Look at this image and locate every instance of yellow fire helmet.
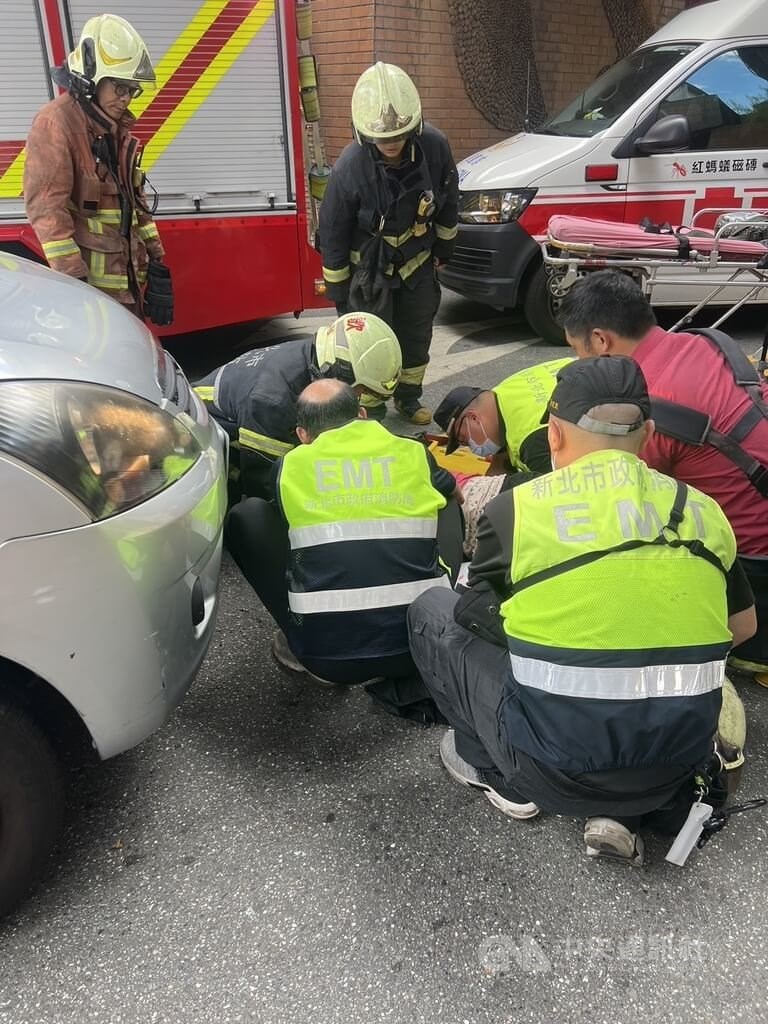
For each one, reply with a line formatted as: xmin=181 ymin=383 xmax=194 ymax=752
xmin=315 ymin=312 xmax=402 ymax=398
xmin=351 ymin=62 xmax=422 ymax=145
xmin=68 ymin=14 xmax=156 ymax=91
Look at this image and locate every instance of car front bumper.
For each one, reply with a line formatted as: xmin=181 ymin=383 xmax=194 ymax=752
xmin=0 ymin=434 xmax=228 ymax=760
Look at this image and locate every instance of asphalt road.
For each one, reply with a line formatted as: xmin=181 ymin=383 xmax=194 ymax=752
xmin=1 ymin=295 xmax=767 ymax=1024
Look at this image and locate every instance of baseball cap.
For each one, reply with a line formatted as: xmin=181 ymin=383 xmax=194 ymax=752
xmin=434 ymin=386 xmax=486 ymax=453
xmin=545 ymin=356 xmax=650 ymax=435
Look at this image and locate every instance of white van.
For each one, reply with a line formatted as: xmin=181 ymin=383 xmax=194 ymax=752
xmin=440 ymin=0 xmax=768 ymax=341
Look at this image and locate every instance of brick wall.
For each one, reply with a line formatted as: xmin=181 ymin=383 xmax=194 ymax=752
xmin=311 ymin=0 xmax=375 ymax=162
xmin=311 ymin=0 xmax=690 ymax=165
xmin=373 ymin=0 xmax=508 ymax=163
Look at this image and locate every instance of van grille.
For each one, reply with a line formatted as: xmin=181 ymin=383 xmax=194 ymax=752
xmin=449 ymin=246 xmax=494 ymax=276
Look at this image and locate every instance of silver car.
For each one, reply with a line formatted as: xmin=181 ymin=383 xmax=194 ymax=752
xmin=0 ymin=256 xmax=227 ymax=916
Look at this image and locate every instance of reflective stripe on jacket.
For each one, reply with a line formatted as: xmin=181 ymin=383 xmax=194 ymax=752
xmin=24 ymin=93 xmax=164 ymax=305
xmin=501 ymin=451 xmax=737 ymax=774
xmin=319 ymin=123 xmax=459 ymax=303
xmin=278 ymin=418 xmax=450 ymax=662
xmin=193 ymin=337 xmax=317 ymax=499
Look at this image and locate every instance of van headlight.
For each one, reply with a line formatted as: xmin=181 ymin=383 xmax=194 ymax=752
xmin=0 ymin=380 xmax=201 ymax=520
xmin=457 ymin=188 xmax=537 ymax=224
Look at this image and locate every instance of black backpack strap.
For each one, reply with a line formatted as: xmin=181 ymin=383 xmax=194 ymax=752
xmin=694 ymin=327 xmax=768 ymax=417
xmin=649 ymin=328 xmax=768 ymax=498
xmin=511 ymin=482 xmax=726 ymax=595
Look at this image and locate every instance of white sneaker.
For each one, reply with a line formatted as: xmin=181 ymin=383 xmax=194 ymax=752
xmin=584 ymin=817 xmax=645 ymax=867
xmin=439 ymin=730 xmax=540 ymax=820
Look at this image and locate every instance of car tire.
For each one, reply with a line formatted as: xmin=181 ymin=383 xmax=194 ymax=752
xmin=0 ymin=700 xmax=63 ymax=917
xmin=523 ymin=264 xmax=568 ymax=345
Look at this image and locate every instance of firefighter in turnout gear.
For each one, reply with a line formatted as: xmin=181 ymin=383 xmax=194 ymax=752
xmin=24 ymin=15 xmax=173 ymax=324
xmin=409 ymin=357 xmax=756 ymax=865
xmin=319 ymin=63 xmax=459 ymax=426
xmin=193 ymin=312 xmax=402 ymax=504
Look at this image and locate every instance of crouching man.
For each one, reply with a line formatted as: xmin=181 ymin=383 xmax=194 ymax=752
xmin=408 ymin=357 xmax=756 ymax=864
xmin=227 ymin=380 xmax=463 ymax=713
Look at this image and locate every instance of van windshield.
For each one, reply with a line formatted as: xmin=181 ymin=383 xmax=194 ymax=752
xmin=537 ymin=44 xmax=698 ymax=137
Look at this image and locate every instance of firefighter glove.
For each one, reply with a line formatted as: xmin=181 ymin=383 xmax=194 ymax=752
xmin=144 ymin=260 xmax=174 ymax=326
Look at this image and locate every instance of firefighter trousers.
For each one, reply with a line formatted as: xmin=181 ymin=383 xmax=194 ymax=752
xmin=373 ymin=264 xmax=442 ymax=409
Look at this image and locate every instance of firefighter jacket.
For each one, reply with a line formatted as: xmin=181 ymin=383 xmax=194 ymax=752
xmin=493 ymin=358 xmax=573 ymax=472
xmin=193 ymin=337 xmax=318 ymax=501
xmin=24 ymin=92 xmax=164 ymax=306
xmin=319 ymin=124 xmax=459 ymax=304
xmin=277 ymin=418 xmax=452 ymax=664
xmin=500 ymin=451 xmax=736 ymax=776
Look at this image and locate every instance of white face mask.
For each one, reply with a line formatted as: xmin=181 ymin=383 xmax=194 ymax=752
xmin=466 ymin=416 xmax=501 ymax=458
xmin=551 ymin=453 xmax=557 ymax=472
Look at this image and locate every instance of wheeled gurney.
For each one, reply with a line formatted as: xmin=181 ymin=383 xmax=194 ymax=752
xmin=540 ymin=209 xmax=768 ymax=333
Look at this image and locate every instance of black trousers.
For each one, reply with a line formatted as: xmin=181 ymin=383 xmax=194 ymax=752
xmin=732 ymin=555 xmax=768 ymax=666
xmin=408 ymin=588 xmax=695 ymax=827
xmin=379 ymin=265 xmax=442 ymax=407
xmin=226 ymin=497 xmax=463 ymax=688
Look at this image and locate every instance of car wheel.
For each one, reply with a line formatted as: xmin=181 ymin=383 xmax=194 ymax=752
xmin=523 ymin=264 xmax=568 ymax=345
xmin=0 ymin=699 xmax=63 ymax=917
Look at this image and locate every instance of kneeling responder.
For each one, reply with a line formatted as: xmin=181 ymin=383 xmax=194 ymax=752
xmin=193 ymin=312 xmax=402 ymax=503
xmin=409 ymin=357 xmax=756 ymax=865
xmin=558 ymin=270 xmax=768 ymax=685
xmin=434 ymin=358 xmax=573 ymax=476
xmin=24 ymin=15 xmax=173 ymax=325
xmin=226 ymin=379 xmax=463 ymax=717
xmin=319 ymin=63 xmax=459 ymax=426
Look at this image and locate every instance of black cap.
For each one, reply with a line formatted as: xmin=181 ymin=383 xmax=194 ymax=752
xmin=545 ymin=356 xmax=650 ymax=434
xmin=434 ymin=386 xmax=485 ymax=453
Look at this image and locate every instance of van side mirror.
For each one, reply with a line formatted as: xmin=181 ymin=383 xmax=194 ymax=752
xmin=635 ymin=115 xmax=690 ymax=155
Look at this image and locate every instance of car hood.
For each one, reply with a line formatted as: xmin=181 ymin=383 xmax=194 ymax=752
xmin=458 ymin=132 xmax=603 ymax=190
xmin=0 ymin=257 xmax=164 ymax=404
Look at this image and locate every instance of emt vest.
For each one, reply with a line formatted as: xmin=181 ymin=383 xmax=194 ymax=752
xmin=501 ymin=450 xmax=736 ymax=774
xmin=277 ymin=419 xmax=451 ymax=662
xmin=493 ymin=358 xmax=573 ymax=470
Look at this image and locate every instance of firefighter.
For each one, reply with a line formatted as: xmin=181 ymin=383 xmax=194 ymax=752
xmin=434 ymin=358 xmax=574 ymax=475
xmin=319 ymin=63 xmax=459 ymax=426
xmin=24 ymin=14 xmax=173 ymax=325
xmin=193 ymin=311 xmax=402 ymax=503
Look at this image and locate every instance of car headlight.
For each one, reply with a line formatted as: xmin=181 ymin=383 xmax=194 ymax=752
xmin=0 ymin=380 xmax=201 ymax=521
xmin=457 ymin=188 xmax=537 ymax=225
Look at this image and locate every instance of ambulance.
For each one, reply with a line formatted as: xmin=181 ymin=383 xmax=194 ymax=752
xmin=0 ymin=0 xmax=323 ymax=336
xmin=440 ymin=0 xmax=768 ymax=342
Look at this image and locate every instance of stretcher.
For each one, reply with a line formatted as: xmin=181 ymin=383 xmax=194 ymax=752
xmin=540 ymin=209 xmax=768 ymax=334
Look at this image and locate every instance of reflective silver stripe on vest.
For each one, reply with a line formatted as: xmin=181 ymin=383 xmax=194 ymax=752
xmin=288 ymin=517 xmax=438 ymax=549
xmin=288 ymin=574 xmax=451 ymax=613
xmin=510 ymin=656 xmax=725 ymax=700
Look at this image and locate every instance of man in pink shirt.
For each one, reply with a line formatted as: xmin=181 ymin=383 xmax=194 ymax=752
xmin=558 ymin=270 xmax=768 ymax=681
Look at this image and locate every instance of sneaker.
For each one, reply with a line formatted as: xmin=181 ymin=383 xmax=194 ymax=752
xmin=439 ymin=730 xmax=539 ymax=820
xmin=584 ymin=817 xmax=645 ymax=867
xmin=395 ymin=400 xmax=433 ymax=426
xmin=271 ymin=630 xmax=340 ymax=688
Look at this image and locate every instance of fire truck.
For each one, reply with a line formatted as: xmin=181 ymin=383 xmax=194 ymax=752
xmin=0 ymin=0 xmax=325 ymax=335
